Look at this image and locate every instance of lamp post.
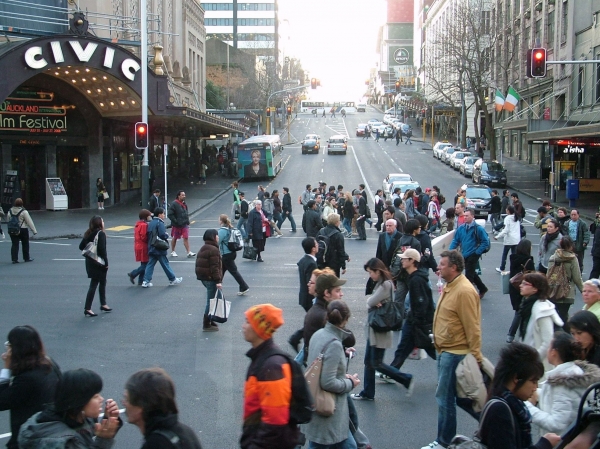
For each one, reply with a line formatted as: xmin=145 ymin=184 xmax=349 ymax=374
xmin=140 ymin=0 xmax=149 ymax=208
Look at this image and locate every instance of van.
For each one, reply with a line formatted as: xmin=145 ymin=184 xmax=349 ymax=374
xmin=357 ymin=103 xmax=367 ymax=112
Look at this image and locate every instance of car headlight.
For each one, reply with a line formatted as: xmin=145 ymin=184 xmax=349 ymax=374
xmin=481 ymin=175 xmax=491 ymax=179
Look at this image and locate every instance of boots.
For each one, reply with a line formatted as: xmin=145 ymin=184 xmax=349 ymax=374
xmin=203 ymin=314 xmax=218 ymax=332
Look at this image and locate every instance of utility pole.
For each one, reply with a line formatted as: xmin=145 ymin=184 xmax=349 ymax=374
xmin=140 ymin=0 xmax=149 ymax=208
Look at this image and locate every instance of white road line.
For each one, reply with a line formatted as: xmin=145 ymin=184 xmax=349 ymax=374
xmin=350 ymin=146 xmax=375 ymax=204
xmin=53 ymin=258 xmax=84 ymax=261
xmin=31 ymin=241 xmax=72 ymax=246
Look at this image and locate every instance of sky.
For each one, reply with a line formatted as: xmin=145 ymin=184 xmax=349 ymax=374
xmin=278 ymin=0 xmax=387 ymax=101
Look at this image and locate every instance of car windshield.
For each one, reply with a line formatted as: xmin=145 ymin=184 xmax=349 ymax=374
xmin=466 ymin=187 xmax=491 ymax=200
xmin=465 ymin=158 xmax=477 ymax=164
xmin=483 ymin=162 xmax=505 ymax=171
xmin=388 ymin=174 xmax=411 ymax=183
xmin=446 ymin=148 xmax=455 ymax=154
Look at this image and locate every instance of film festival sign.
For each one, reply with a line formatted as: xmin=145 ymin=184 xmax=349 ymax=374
xmin=0 ymin=100 xmax=68 ymax=133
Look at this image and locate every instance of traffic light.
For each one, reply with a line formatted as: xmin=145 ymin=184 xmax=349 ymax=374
xmin=135 ymin=122 xmax=148 ymax=149
xmin=266 ymin=107 xmax=271 ymax=117
xmin=395 ymin=81 xmax=400 ymax=93
xmin=311 ymin=78 xmax=317 ymax=89
xmin=527 ymin=48 xmax=547 ymax=78
xmin=286 ymin=106 xmax=292 ymax=116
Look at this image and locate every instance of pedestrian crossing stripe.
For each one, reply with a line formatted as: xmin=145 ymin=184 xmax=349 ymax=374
xmin=105 ymin=225 xmax=133 ymax=231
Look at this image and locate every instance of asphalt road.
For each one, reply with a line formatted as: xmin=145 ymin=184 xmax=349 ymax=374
xmin=0 ymin=105 xmax=589 ymax=449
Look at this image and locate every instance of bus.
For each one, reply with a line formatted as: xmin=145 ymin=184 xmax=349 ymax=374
xmin=237 ymin=134 xmax=283 ymax=180
xmin=299 ymin=101 xmax=357 ymax=114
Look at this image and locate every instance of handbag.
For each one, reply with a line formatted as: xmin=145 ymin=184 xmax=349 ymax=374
xmin=448 ymin=399 xmax=514 ymax=449
xmin=509 ymin=257 xmax=532 ymax=289
xmin=81 ymin=233 xmax=106 ymax=266
xmin=102 ymin=191 xmax=109 ymax=200
xmin=243 ymin=245 xmax=258 ymax=260
xmin=208 ymin=289 xmax=231 ymax=323
xmin=413 ymin=322 xmax=434 ymax=350
xmin=150 ymin=226 xmax=170 ymax=251
xmin=367 ymin=281 xmax=404 ymax=332
xmin=304 ymin=339 xmax=337 ymax=417
xmin=501 ymin=271 xmax=511 ymax=294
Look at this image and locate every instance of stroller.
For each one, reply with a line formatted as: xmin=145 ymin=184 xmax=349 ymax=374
xmin=556 ymin=382 xmax=600 ymax=448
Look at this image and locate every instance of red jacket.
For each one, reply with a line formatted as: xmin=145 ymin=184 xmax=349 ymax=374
xmin=134 ymin=220 xmax=149 ymax=262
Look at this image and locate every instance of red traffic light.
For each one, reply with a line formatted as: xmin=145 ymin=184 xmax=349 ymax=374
xmin=527 ymin=47 xmax=547 ymax=78
xmin=310 ymin=78 xmax=317 ymax=89
xmin=137 ymin=124 xmax=147 ymax=134
xmin=135 ymin=122 xmax=148 ymax=149
xmin=534 ymin=51 xmax=544 ymax=60
xmin=266 ymin=107 xmax=271 ymax=117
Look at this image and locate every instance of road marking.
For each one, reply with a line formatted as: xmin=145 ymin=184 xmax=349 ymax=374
xmin=350 ymin=146 xmax=375 ymax=204
xmin=31 ymin=241 xmax=71 ymax=246
xmin=105 ymin=225 xmax=133 ymax=231
xmin=53 ymin=258 xmax=84 ymax=261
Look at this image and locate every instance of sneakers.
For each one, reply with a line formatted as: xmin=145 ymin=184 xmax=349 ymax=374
xmin=421 ymin=442 xmax=440 ymax=449
xmin=237 ymin=288 xmax=250 ymax=296
xmin=171 ymin=251 xmax=178 ymax=257
xmin=376 ymin=372 xmax=393 ymax=383
xmin=169 ymin=277 xmax=183 ymax=285
xmin=506 ymin=335 xmax=515 ymax=343
xmin=350 ymin=393 xmax=374 ymax=401
xmin=187 ymin=251 xmax=196 ymax=257
xmin=406 ymin=377 xmax=415 ymax=397
xmin=275 ymin=234 xmax=282 ymax=238
xmin=495 ymin=267 xmax=502 ymax=273
xmin=142 ymin=281 xmax=153 ymax=288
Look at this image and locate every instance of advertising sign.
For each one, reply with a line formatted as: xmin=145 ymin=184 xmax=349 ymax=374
xmin=0 ymin=90 xmax=69 ymax=134
xmin=238 ymin=146 xmax=273 ymax=178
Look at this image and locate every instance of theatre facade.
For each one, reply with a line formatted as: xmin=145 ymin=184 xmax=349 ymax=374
xmin=0 ymin=33 xmax=245 ymax=211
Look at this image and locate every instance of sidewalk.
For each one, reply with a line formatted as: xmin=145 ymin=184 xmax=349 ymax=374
xmin=371 ymin=103 xmax=598 ymax=222
xmin=19 ymin=174 xmax=238 ymax=240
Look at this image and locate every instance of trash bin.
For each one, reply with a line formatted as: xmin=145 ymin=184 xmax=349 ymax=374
xmin=566 ymin=179 xmax=580 ymax=208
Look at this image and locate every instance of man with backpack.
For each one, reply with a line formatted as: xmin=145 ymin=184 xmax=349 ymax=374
xmin=449 ymin=208 xmax=490 ymax=299
xmin=241 ymin=304 xmax=302 ymax=449
xmin=237 ymin=192 xmax=250 ymax=239
xmin=316 ymin=213 xmax=350 ymax=277
xmin=7 ymin=198 xmax=37 ymax=264
xmin=218 ymin=214 xmax=249 ymax=296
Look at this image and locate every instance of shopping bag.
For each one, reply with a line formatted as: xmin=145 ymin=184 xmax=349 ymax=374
xmin=500 ymin=271 xmax=510 ymax=294
xmin=102 ymin=191 xmax=109 ymax=199
xmin=407 ymin=348 xmax=428 ymax=360
xmin=81 ymin=233 xmax=106 ymax=266
xmin=208 ymin=289 xmax=231 ymax=323
xmin=243 ymin=245 xmax=258 ymax=260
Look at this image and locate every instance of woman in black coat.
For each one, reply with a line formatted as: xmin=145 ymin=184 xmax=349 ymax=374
xmin=506 ymin=239 xmax=536 ymax=343
xmin=78 ymin=215 xmax=111 ymax=316
xmin=0 ymin=326 xmax=60 ymax=449
xmin=246 ymin=201 xmax=269 ymax=262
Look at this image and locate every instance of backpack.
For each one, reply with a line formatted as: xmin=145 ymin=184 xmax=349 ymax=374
xmin=7 ymin=209 xmax=24 ymax=236
xmin=390 ymin=236 xmax=422 ymax=280
xmin=474 ymin=224 xmax=491 ymax=254
xmin=547 ymin=261 xmax=570 ymax=301
xmin=316 ymin=228 xmax=338 ymax=269
xmin=255 ymin=347 xmax=314 ymax=425
xmin=227 ymin=227 xmax=244 ymax=251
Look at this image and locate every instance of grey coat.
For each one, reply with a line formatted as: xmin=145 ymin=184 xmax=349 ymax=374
xmin=303 ymin=323 xmax=354 ymax=445
xmin=539 ymin=232 xmax=562 ymax=269
xmin=366 ymin=280 xmax=394 ymax=348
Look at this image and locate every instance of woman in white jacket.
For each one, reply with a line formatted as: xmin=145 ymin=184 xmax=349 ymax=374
xmin=526 ymin=332 xmax=600 ymax=437
xmin=520 ymin=272 xmax=564 ymax=371
xmin=494 ymin=205 xmax=521 ymax=272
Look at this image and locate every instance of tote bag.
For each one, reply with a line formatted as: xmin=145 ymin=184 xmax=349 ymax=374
xmin=208 ymin=289 xmax=231 ymax=323
xmin=81 ymin=233 xmax=106 ymax=266
xmin=304 ymin=339 xmax=336 ymax=416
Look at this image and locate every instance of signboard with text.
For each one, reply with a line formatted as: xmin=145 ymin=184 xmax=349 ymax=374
xmin=0 ymin=89 xmax=70 ymax=134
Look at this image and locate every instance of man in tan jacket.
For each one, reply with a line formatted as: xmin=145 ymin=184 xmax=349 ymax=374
xmin=420 ymin=250 xmax=482 ymax=449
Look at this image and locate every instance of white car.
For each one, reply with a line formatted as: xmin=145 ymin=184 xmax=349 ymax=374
xmin=441 ymin=147 xmax=458 ymax=164
xmin=390 ymin=181 xmax=420 ymax=196
xmin=433 ymin=141 xmax=452 ymax=158
xmin=370 ymin=122 xmax=386 ymax=133
xmin=383 ymin=173 xmax=413 ymax=195
xmin=449 ymin=151 xmax=472 ymax=170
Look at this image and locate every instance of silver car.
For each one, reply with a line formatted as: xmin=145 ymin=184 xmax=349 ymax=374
xmin=449 ymin=151 xmax=472 ymax=170
xmin=459 ymin=156 xmax=481 ymax=177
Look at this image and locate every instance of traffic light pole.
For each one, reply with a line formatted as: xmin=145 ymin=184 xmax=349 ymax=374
xmin=266 ymin=84 xmax=309 ymax=134
xmin=140 ymin=0 xmax=149 ymax=208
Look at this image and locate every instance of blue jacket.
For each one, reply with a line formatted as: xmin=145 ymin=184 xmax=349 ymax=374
xmin=147 ymin=217 xmax=169 ymax=256
xmin=449 ymin=223 xmax=489 ymax=258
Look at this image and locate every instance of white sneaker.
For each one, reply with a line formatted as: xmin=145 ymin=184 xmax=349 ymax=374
xmin=142 ymin=281 xmax=153 ymax=288
xmin=495 ymin=267 xmax=502 ymax=273
xmin=421 ymin=442 xmax=440 ymax=449
xmin=187 ymin=252 xmax=196 ymax=257
xmin=169 ymin=277 xmax=183 ymax=285
xmin=237 ymin=288 xmax=250 ymax=296
xmin=275 ymin=234 xmax=282 ymax=238
xmin=171 ymin=251 xmax=178 ymax=257
xmin=406 ymin=377 xmax=416 ymax=397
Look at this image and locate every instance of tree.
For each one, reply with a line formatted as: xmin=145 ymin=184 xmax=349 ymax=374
xmin=206 ymin=80 xmax=226 ymax=109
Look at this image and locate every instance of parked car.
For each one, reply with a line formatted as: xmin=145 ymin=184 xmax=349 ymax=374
xmin=472 ymin=159 xmax=507 ymax=187
xmin=449 ymin=151 xmax=472 ymax=170
xmin=327 ymin=135 xmax=347 ymax=155
xmin=464 ymin=184 xmax=493 ymax=219
xmin=459 ymin=156 xmax=481 ymax=177
xmin=441 ymin=147 xmax=457 ymax=164
xmin=433 ymin=141 xmax=452 ymax=158
xmin=356 ymin=124 xmax=368 ymax=137
xmin=301 ymin=138 xmax=320 ymax=154
xmin=383 ymin=173 xmax=414 ymax=195
xmin=370 ymin=122 xmax=386 ymax=133
xmin=367 ymin=119 xmax=380 ymax=127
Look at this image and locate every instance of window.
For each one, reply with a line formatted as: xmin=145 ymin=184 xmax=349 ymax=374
xmin=481 ymin=10 xmax=491 ymax=34
xmin=202 ymin=3 xmax=233 ymax=10
xmin=561 ymin=1 xmax=568 ymax=43
xmin=535 ymin=19 xmax=541 ymax=43
xmin=578 ymin=67 xmax=584 ymax=106
xmin=507 ymin=0 xmax=511 ymax=21
xmin=547 ymin=11 xmax=554 ymax=47
xmin=238 ymin=3 xmax=274 ymax=11
xmin=596 ymin=61 xmax=600 ymax=103
xmin=514 ymin=0 xmax=520 ymax=14
xmin=206 ymin=18 xmax=234 ymax=26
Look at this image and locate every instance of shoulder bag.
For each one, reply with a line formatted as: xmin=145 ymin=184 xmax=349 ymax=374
xmin=509 ymin=257 xmax=532 ymax=289
xmin=150 ymin=225 xmax=170 ymax=251
xmin=367 ymin=281 xmax=404 ymax=332
xmin=82 ymin=232 xmax=106 ymax=266
xmin=304 ymin=339 xmax=337 ymax=416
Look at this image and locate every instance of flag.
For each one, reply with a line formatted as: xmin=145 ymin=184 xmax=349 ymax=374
xmin=503 ymin=86 xmax=521 ymax=112
xmin=495 ymin=89 xmax=505 ymax=112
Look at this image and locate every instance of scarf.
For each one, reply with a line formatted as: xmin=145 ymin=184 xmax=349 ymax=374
xmin=498 ymin=388 xmax=533 ymax=447
xmin=543 ymin=229 xmax=559 ymax=251
xmin=518 ymin=294 xmax=539 ymax=340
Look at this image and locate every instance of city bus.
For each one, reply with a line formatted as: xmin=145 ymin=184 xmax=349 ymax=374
xmin=237 ymin=134 xmax=283 ymax=180
xmin=299 ymin=101 xmax=357 ymax=114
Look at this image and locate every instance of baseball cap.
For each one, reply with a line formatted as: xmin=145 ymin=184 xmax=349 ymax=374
xmin=315 ymin=274 xmax=346 ymax=295
xmin=399 ymin=248 xmax=421 ymax=262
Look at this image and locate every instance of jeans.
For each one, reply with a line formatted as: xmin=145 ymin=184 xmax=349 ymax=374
xmin=85 ymin=279 xmax=106 ymax=310
xmin=342 ymin=217 xmax=352 ymax=235
xmin=222 ymin=253 xmax=249 ymax=291
xmin=435 ymin=352 xmax=479 ymax=446
xmin=499 ymin=244 xmax=516 ymax=270
xmin=143 ymin=254 xmax=176 ymax=283
xmin=309 ymin=430 xmax=357 ymax=449
xmin=361 ymin=342 xmax=411 ymax=398
xmin=464 ymin=254 xmax=487 ymax=294
xmin=356 ymin=217 xmax=366 ymax=239
xmin=391 ymin=320 xmax=437 ymax=369
xmin=490 ymin=212 xmax=501 ymax=229
xmin=237 ymin=217 xmax=248 ymax=239
xmin=10 ymin=228 xmax=30 ymax=262
xmin=202 ymin=280 xmax=217 ymax=315
xmin=130 ymin=262 xmax=147 ymax=285
xmin=278 ymin=211 xmax=297 ymax=231
xmin=347 ymin=396 xmax=369 ymax=447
